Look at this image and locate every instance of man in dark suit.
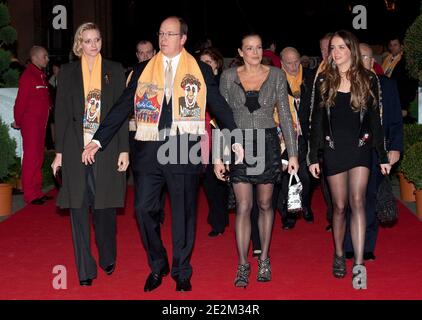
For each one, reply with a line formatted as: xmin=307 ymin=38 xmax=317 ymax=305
xmin=278 ymin=46 xmax=315 ymax=229
xmin=381 ymin=37 xmax=418 ymax=124
xmin=344 ymin=43 xmax=403 ymax=261
xmin=82 ymin=16 xmax=242 ymax=292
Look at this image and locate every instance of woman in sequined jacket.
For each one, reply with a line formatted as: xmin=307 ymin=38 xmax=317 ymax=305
xmin=214 ymin=33 xmax=298 ymax=287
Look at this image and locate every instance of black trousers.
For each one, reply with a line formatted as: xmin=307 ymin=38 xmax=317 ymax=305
xmin=203 ymin=163 xmax=229 ymax=233
xmin=70 ymin=166 xmax=117 ymax=281
xmin=133 ymin=165 xmax=200 ymax=280
xmin=319 ymin=155 xmax=334 ymax=224
xmin=344 ymin=151 xmax=383 ymax=253
xmin=129 ymin=131 xmax=166 ymax=223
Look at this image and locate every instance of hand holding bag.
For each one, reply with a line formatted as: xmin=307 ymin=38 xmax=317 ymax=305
xmin=287 ymin=172 xmax=303 ymax=213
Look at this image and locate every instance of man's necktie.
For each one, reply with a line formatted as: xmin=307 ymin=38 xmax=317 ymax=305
xmin=165 ymin=59 xmax=173 ymax=103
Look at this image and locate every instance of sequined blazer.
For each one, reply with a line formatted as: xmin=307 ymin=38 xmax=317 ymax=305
xmin=219 ymin=66 xmax=298 ymax=158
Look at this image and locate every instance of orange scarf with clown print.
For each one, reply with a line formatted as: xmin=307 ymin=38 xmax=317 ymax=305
xmin=133 ymin=48 xmax=206 ymax=141
xmin=82 ymin=54 xmax=102 ymax=147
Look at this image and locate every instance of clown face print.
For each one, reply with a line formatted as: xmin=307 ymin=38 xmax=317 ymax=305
xmin=179 ymin=74 xmax=201 ymax=118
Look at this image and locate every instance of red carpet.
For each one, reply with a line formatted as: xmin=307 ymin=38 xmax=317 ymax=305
xmin=0 ymin=186 xmax=421 ymax=300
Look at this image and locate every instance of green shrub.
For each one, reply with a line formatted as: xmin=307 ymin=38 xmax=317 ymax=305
xmin=401 ymin=142 xmax=422 ymax=190
xmin=0 ymin=118 xmax=16 ymax=183
xmin=403 ymin=123 xmax=422 ymax=151
xmin=404 ymin=5 xmax=422 ymax=84
xmin=0 ymin=3 xmax=18 ymax=87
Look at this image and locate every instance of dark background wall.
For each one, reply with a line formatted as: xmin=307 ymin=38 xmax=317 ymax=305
xmin=8 ymin=0 xmax=421 ymax=67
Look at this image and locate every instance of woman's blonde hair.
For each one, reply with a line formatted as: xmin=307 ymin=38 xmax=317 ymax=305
xmin=72 ymin=22 xmax=101 ymax=58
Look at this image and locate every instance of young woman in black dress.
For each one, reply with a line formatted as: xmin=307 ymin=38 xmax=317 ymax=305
xmin=308 ymin=30 xmax=391 ymax=289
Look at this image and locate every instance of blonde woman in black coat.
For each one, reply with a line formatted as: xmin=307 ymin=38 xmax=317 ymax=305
xmin=51 ymin=22 xmax=128 ymax=286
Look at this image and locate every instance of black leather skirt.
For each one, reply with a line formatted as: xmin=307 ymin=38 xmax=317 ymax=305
xmin=230 ymin=128 xmax=281 ymax=184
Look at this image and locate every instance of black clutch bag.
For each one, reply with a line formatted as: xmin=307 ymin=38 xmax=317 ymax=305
xmin=376 ymin=175 xmax=398 ymax=224
xmin=54 ymin=166 xmax=62 ymax=188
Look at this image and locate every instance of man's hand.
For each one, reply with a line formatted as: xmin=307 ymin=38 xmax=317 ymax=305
xmin=51 ymin=153 xmax=62 ymax=176
xmin=117 ymin=152 xmax=130 ymax=172
xmin=309 ymin=163 xmax=320 ymax=178
xmin=214 ymin=162 xmax=227 ymax=181
xmin=281 ymin=159 xmax=288 ymax=172
xmin=232 ymin=143 xmax=244 ymax=164
xmin=82 ymin=142 xmax=100 ymax=165
xmin=388 ymin=150 xmax=400 ymax=165
xmin=287 ymin=156 xmax=299 ymax=174
xmin=380 ymin=163 xmax=392 ymax=176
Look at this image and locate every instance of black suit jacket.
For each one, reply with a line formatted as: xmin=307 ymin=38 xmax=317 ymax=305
xmin=389 ymin=57 xmax=418 ymax=111
xmin=379 ymin=75 xmax=403 ymax=152
xmin=93 ymin=57 xmax=237 ymax=174
xmin=282 ymin=68 xmax=314 ymax=162
xmin=55 ymin=59 xmax=128 ymax=209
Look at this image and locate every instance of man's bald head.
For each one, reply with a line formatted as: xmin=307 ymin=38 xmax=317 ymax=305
xmin=280 ymin=47 xmax=300 ymax=61
xmin=280 ymin=47 xmax=301 ymax=76
xmin=359 ymin=43 xmax=374 ymax=71
xmin=30 ymin=46 xmax=49 ymax=69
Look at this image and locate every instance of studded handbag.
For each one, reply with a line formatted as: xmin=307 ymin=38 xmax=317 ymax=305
xmin=287 ymin=172 xmax=303 ymax=213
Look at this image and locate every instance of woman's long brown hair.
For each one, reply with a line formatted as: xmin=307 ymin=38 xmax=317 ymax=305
xmin=320 ymin=30 xmax=375 ymax=111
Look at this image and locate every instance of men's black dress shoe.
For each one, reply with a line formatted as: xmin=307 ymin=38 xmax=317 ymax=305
xmin=282 ymin=219 xmax=296 ymax=230
xmin=41 ymin=195 xmax=54 ymax=201
xmin=176 ymin=278 xmax=192 ymax=292
xmin=364 ymin=252 xmax=376 ymax=261
xmin=144 ymin=266 xmax=170 ymax=292
xmin=345 ymin=251 xmax=354 ymax=260
xmin=79 ymin=279 xmax=93 ymax=286
xmin=31 ymin=198 xmax=45 ymax=205
xmin=104 ymin=263 xmax=116 ymax=275
xmin=208 ymin=230 xmax=223 ymax=237
xmin=302 ymin=209 xmax=314 ymax=223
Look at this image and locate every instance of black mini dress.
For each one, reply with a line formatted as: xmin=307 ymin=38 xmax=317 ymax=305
xmin=323 ymin=92 xmax=371 ymax=176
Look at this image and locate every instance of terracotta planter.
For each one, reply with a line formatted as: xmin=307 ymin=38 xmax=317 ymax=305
xmin=0 ymin=183 xmax=13 ymax=216
xmin=398 ymin=172 xmax=416 ymax=202
xmin=415 ymin=189 xmax=422 ymax=221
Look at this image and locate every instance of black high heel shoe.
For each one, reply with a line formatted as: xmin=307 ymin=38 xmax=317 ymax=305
xmin=234 ymin=263 xmax=250 ymax=288
xmin=333 ymin=254 xmax=347 ymax=278
xmin=352 ymin=263 xmax=367 ymax=289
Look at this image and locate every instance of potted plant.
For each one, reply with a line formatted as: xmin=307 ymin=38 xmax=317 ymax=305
xmin=396 ymin=124 xmax=422 ymax=201
xmin=0 ymin=117 xmax=17 ymax=216
xmin=401 ymin=141 xmax=422 ymax=220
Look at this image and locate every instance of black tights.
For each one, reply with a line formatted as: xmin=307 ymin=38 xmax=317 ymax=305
xmin=327 ymin=166 xmax=369 ymax=265
xmin=233 ymin=182 xmax=274 ymax=265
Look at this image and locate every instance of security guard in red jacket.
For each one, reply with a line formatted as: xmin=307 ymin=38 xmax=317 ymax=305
xmin=13 ymin=46 xmax=52 ymax=205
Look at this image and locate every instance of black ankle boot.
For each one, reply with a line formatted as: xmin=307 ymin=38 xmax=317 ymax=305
xmin=333 ymin=254 xmax=346 ymax=278
xmin=234 ymin=263 xmax=250 ymax=288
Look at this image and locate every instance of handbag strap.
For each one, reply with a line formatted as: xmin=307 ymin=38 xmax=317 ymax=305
xmin=288 ymin=172 xmax=300 ymax=187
